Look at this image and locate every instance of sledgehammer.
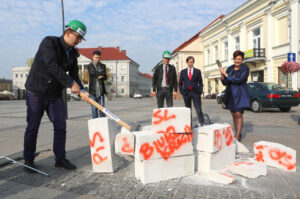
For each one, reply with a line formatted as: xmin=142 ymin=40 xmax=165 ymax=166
xmin=80 ymin=93 xmax=131 ymax=131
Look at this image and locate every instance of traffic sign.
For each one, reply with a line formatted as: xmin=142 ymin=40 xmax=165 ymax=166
xmin=287 ymin=53 xmax=296 ymax=62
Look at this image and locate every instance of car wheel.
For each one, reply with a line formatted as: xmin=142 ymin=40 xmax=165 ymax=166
xmin=221 ymin=101 xmax=226 ymax=109
xmin=217 ymin=97 xmax=221 ymax=104
xmin=251 ymin=100 xmax=262 ymax=112
xmin=279 ymin=107 xmax=291 ymax=112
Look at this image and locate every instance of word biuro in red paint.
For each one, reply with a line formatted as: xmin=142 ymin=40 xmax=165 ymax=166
xmin=139 ymin=128 xmax=193 ymax=161
xmin=152 ymin=109 xmax=176 ymax=125
xmin=121 ymin=137 xmax=134 ymax=153
xmin=90 ymin=132 xmax=108 ymax=164
xmin=213 ymin=126 xmax=233 ymax=150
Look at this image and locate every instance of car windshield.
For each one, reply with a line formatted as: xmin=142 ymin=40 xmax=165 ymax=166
xmin=264 ymin=83 xmax=285 ymax=90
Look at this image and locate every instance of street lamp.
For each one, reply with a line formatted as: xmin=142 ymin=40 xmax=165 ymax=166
xmin=61 ymin=0 xmax=68 ymax=119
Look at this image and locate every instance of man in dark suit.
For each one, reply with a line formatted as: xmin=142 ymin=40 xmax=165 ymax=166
xmin=152 ymin=50 xmax=178 ymax=108
xmin=179 ymin=56 xmax=204 ymax=126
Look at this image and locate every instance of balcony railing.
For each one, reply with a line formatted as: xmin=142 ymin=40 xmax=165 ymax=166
xmin=244 ymin=48 xmax=265 ymax=60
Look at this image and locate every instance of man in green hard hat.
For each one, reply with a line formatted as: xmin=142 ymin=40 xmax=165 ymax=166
xmin=152 ymin=50 xmax=178 ymax=108
xmin=23 ymin=20 xmax=89 ymax=173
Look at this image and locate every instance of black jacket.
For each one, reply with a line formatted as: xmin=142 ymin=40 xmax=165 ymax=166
xmin=179 ymin=68 xmax=203 ymax=96
xmin=25 ymin=36 xmax=84 ymax=98
xmin=88 ymin=62 xmax=107 ymax=96
xmin=152 ymin=64 xmax=178 ymax=92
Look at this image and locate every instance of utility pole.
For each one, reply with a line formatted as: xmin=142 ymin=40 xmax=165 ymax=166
xmin=61 ymin=0 xmax=68 ymax=119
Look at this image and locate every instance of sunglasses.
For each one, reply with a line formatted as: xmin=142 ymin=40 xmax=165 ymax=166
xmin=70 ymin=31 xmax=83 ymax=41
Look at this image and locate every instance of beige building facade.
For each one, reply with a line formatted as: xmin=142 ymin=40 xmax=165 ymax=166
xmin=200 ymin=0 xmax=300 ymax=96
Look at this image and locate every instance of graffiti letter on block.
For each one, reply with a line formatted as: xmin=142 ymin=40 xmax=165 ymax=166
xmin=139 ymin=142 xmax=154 ymax=160
xmin=152 ymin=109 xmax=176 ymax=125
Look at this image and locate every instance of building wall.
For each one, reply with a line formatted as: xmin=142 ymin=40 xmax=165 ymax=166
xmin=12 ymin=66 xmax=30 ymax=91
xmin=77 ymin=55 xmax=149 ymax=97
xmin=200 ymin=0 xmax=300 ymax=95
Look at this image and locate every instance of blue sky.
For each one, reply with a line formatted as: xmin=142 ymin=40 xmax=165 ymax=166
xmin=0 ymin=0 xmax=248 ymax=79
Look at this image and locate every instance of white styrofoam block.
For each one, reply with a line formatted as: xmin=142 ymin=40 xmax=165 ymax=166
xmin=151 ymin=107 xmax=191 ymax=134
xmin=253 ymin=141 xmax=296 ymax=171
xmin=135 ymin=131 xmax=193 ymax=160
xmin=207 ymin=170 xmax=236 ymax=184
xmin=141 ymin=125 xmax=151 ymax=131
xmin=235 ymin=139 xmax=249 ymax=153
xmin=88 ymin=118 xmax=121 ymax=172
xmin=135 ymin=154 xmax=194 ymax=184
xmin=115 ymin=132 xmax=135 ymax=155
xmin=195 ymin=143 xmax=236 ymax=173
xmin=227 ymin=158 xmax=267 ymax=178
xmin=192 ymin=123 xmax=233 ymax=153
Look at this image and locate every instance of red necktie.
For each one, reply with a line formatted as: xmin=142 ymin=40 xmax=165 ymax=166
xmin=165 ymin=66 xmax=168 ymax=86
xmin=189 ymin=68 xmax=192 ymax=90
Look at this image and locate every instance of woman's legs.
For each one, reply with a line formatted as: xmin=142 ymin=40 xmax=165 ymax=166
xmin=231 ymin=111 xmax=244 ymax=141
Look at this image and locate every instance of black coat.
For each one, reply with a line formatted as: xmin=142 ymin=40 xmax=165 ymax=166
xmin=25 ymin=36 xmax=84 ymax=98
xmin=88 ymin=62 xmax=107 ymax=96
xmin=152 ymin=64 xmax=178 ymax=92
xmin=179 ymin=68 xmax=203 ymax=96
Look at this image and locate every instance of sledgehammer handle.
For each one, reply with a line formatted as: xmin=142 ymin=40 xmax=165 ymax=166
xmin=80 ymin=93 xmax=131 ymax=131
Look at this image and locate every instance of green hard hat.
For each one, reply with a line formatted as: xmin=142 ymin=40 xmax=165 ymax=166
xmin=65 ymin=20 xmax=87 ymax=40
xmin=162 ymin=50 xmax=172 ymax=59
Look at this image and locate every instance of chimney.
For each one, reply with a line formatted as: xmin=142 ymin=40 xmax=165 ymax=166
xmin=116 ymin=46 xmax=120 ymax=52
xmin=121 ymin=50 xmax=126 ymax=56
xmin=98 ymin=46 xmax=102 ymax=52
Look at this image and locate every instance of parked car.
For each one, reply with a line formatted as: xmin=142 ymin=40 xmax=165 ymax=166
xmin=133 ymin=93 xmax=142 ymax=99
xmin=218 ymin=82 xmax=300 ymax=112
xmin=216 ymin=91 xmax=225 ymax=104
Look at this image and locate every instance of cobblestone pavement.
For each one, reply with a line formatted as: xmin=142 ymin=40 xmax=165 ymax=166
xmin=0 ymin=98 xmax=299 ymax=199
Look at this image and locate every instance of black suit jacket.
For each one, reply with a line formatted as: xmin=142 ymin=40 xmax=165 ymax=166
xmin=152 ymin=64 xmax=178 ymax=92
xmin=179 ymin=67 xmax=203 ymax=96
xmin=25 ymin=36 xmax=84 ymax=98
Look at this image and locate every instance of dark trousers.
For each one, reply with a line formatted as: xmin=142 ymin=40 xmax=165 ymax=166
xmin=157 ymin=87 xmax=173 ymax=108
xmin=23 ymin=91 xmax=66 ymax=161
xmin=90 ymin=94 xmax=105 ymax=118
xmin=183 ymin=90 xmax=204 ymax=125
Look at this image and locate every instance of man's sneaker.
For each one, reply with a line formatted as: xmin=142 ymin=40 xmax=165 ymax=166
xmin=55 ymin=159 xmax=76 ymax=170
xmin=24 ymin=160 xmax=36 ymax=173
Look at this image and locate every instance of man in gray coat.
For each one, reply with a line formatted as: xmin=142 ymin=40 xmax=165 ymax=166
xmin=88 ymin=50 xmax=107 ymax=118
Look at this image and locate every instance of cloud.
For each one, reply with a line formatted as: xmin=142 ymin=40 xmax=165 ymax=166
xmin=0 ymin=0 xmax=248 ymax=78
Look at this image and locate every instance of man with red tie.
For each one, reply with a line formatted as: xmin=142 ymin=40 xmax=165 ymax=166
xmin=152 ymin=50 xmax=178 ymax=108
xmin=179 ymin=56 xmax=204 ymax=126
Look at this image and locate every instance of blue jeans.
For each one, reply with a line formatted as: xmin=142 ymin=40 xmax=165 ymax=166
xmin=24 ymin=91 xmax=66 ymax=161
xmin=90 ymin=94 xmax=105 ymax=118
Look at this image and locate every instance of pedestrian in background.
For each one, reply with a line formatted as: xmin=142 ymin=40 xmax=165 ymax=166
xmin=88 ymin=50 xmax=107 ymax=118
xmin=179 ymin=56 xmax=204 ymax=126
xmin=219 ymin=50 xmax=250 ymax=141
xmin=152 ymin=50 xmax=177 ymax=108
xmin=23 ymin=20 xmax=89 ymax=172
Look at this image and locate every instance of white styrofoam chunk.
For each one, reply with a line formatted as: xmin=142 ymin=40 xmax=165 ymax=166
xmin=135 ymin=131 xmax=193 ymax=160
xmin=227 ymin=158 xmax=267 ymax=178
xmin=115 ymin=132 xmax=135 ymax=155
xmin=88 ymin=118 xmax=121 ymax=172
xmin=235 ymin=139 xmax=249 ymax=153
xmin=195 ymin=143 xmax=236 ymax=173
xmin=151 ymin=107 xmax=191 ymax=134
xmin=192 ymin=123 xmax=233 ymax=153
xmin=253 ymin=141 xmax=296 ymax=172
xmin=141 ymin=125 xmax=151 ymax=131
xmin=207 ymin=170 xmax=236 ymax=184
xmin=135 ymin=154 xmax=194 ymax=184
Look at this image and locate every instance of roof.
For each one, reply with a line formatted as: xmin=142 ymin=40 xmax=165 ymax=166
xmin=172 ymin=15 xmax=224 ymax=54
xmin=0 ymin=79 xmax=12 ymax=83
xmin=138 ymin=72 xmax=152 ymax=79
xmin=78 ymin=46 xmax=132 ymax=61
